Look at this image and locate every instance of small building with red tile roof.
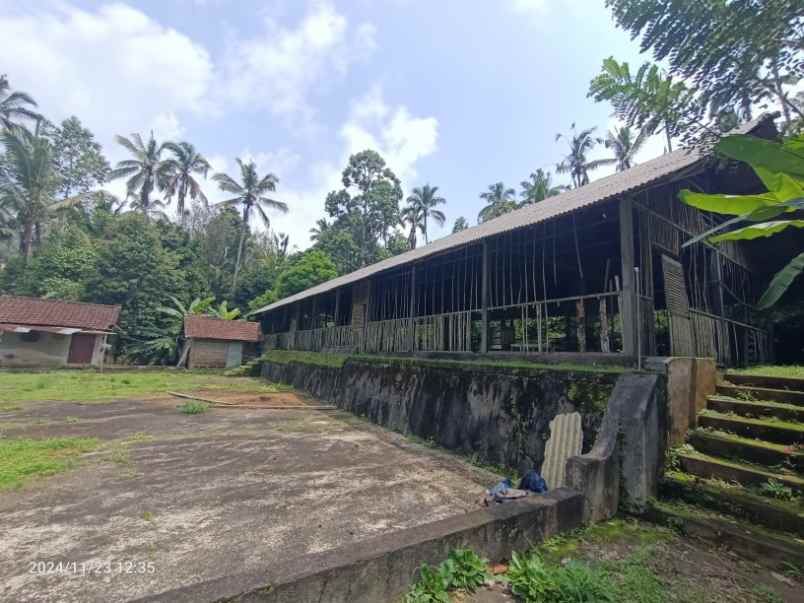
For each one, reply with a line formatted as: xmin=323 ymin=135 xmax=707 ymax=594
xmin=183 ymin=315 xmax=262 ymax=369
xmin=0 ymin=295 xmax=120 ymax=367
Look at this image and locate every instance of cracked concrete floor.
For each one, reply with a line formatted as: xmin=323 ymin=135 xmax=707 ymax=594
xmin=0 ymin=397 xmax=499 ymax=602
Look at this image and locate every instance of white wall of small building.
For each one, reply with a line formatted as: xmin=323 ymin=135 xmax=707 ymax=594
xmin=0 ymin=331 xmax=72 ymax=367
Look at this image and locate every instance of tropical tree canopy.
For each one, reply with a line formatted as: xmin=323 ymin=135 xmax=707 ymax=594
xmin=0 ymin=74 xmax=41 ymax=129
xmin=519 ymin=169 xmax=566 ymax=205
xmin=108 ymin=132 xmax=166 ymax=216
xmin=604 ymin=126 xmax=648 ymax=171
xmin=161 ymin=141 xmax=211 ymax=223
xmin=556 ymin=125 xmax=611 ymax=188
xmin=404 ymin=184 xmax=446 ymax=245
xmin=478 ymin=182 xmax=517 ymax=223
xmin=212 ymin=158 xmax=288 ymax=294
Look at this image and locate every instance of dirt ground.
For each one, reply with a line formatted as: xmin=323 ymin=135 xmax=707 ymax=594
xmin=0 ymin=395 xmax=501 ymax=603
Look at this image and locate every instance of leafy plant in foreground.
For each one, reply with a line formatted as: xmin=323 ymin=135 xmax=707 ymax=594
xmin=439 ymin=548 xmax=490 ymax=593
xmin=507 ymin=551 xmax=616 ymax=603
xmin=679 ymin=133 xmax=804 ymax=308
xmin=404 ymin=563 xmax=450 ymax=603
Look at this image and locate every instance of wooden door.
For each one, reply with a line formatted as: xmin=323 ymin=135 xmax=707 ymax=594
xmin=68 ymin=334 xmax=95 ymax=364
xmin=660 ymin=255 xmax=695 ymax=356
xmin=225 ymin=342 xmax=242 ymax=368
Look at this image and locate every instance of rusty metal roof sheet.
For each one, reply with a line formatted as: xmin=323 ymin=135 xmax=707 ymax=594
xmin=252 ymin=116 xmax=774 ymax=316
xmin=0 ymin=295 xmax=121 ymax=331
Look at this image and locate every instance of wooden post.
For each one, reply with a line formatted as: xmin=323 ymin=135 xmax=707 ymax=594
xmin=481 ymin=240 xmax=489 ymax=354
xmin=334 ymin=288 xmax=341 ymax=327
xmin=619 ymin=198 xmax=638 ymax=357
xmin=409 ymin=265 xmax=416 ymax=353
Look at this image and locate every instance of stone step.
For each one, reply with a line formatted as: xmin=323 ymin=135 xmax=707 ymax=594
xmin=688 ymin=429 xmax=803 ymax=472
xmin=717 ymin=383 xmax=804 ymax=407
xmin=706 ymin=395 xmax=804 ymax=423
xmin=698 ymin=411 xmax=804 ymax=445
xmin=646 ymin=500 xmax=804 ymax=571
xmin=678 ymin=451 xmax=803 ymax=493
xmin=724 ymin=373 xmax=804 ymax=394
xmin=661 ymin=471 xmax=804 ymax=537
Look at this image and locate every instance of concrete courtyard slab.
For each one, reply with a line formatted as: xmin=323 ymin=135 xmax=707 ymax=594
xmin=0 ymin=398 xmax=503 ymax=602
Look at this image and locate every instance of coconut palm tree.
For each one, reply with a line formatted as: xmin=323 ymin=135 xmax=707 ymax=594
xmin=477 ymin=182 xmax=517 ymax=223
xmin=108 ymin=132 xmax=165 ymax=217
xmin=604 ymin=126 xmax=648 ymax=172
xmin=400 ymin=204 xmax=419 ymax=249
xmin=405 ymin=184 xmax=446 ymax=244
xmin=519 ymin=169 xmax=566 ymax=205
xmin=0 ymin=75 xmax=41 ymax=129
xmin=161 ymin=141 xmax=211 ymax=225
xmin=309 ymin=218 xmax=330 ymax=243
xmin=556 ymin=125 xmax=612 ymax=188
xmin=452 ymin=216 xmax=469 ymax=233
xmin=212 ymin=159 xmax=288 ymax=294
xmin=0 ymin=126 xmax=56 ymax=259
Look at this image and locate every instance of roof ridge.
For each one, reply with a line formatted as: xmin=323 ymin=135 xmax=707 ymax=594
xmin=0 ymin=294 xmax=121 ymax=310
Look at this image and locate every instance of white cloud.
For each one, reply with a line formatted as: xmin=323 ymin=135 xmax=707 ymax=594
xmin=219 ymin=1 xmax=376 ymax=128
xmin=509 ymin=0 xmax=549 ymax=15
xmin=0 ymin=3 xmax=213 ymax=158
xmin=340 ymin=85 xmax=439 ymax=184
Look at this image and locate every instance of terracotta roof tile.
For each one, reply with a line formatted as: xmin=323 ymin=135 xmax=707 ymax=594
xmin=184 ymin=315 xmax=262 ymax=342
xmin=0 ymin=295 xmax=121 ymax=331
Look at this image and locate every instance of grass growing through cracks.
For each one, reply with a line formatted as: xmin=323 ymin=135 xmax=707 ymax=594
xmin=0 ymin=437 xmax=99 ymax=490
xmin=178 ymin=401 xmax=209 ymax=415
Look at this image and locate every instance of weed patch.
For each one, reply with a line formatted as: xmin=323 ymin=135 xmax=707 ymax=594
xmin=0 ymin=437 xmax=99 ymax=489
xmin=178 ymin=401 xmax=209 ymax=415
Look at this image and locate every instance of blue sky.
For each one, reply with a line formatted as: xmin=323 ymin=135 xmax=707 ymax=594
xmin=0 ymin=0 xmax=665 ymax=249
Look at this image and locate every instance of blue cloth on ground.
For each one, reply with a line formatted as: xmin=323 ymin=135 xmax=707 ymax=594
xmin=518 ymin=471 xmax=548 ymax=494
xmin=488 ymin=478 xmax=512 ymax=497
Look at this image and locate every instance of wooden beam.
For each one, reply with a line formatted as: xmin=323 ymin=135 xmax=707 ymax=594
xmin=619 ymin=198 xmax=638 ymax=357
xmin=481 ymin=240 xmax=489 ymax=354
xmin=409 ymin=264 xmax=416 ymax=352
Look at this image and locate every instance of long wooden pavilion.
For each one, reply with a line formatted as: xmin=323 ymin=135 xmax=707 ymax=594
xmin=252 ymin=116 xmax=787 ymax=367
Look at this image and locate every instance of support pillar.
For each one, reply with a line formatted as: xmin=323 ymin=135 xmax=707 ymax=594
xmin=409 ymin=265 xmax=416 ymax=352
xmin=480 ymin=240 xmax=489 ymax=354
xmin=334 ymin=288 xmax=341 ymax=327
xmin=619 ymin=198 xmax=638 ymax=358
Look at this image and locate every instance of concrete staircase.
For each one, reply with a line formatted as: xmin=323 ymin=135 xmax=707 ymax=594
xmin=657 ymin=373 xmax=804 ymax=569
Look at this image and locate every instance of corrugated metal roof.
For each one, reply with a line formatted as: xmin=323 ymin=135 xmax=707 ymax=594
xmin=252 ymin=116 xmax=773 ymax=316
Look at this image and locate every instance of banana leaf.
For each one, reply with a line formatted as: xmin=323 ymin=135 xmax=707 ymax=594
xmin=710 ymin=220 xmax=804 ymax=242
xmin=679 ymin=189 xmax=779 ymax=215
xmin=717 ymin=134 xmax=804 ymax=179
xmin=758 ymin=252 xmax=804 ymax=309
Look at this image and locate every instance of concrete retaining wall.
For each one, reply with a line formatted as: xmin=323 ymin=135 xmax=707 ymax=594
xmin=137 ymin=489 xmax=583 ymax=603
xmin=261 ymin=359 xmax=618 ymax=474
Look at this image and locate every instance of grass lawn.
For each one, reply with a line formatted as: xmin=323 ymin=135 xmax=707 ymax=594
xmin=0 ymin=437 xmax=99 ymax=490
xmin=730 ymin=365 xmax=804 ymax=380
xmin=0 ymin=370 xmax=284 ymax=403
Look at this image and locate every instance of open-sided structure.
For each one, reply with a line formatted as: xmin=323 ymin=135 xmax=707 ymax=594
xmin=253 ymin=116 xmax=788 ymax=367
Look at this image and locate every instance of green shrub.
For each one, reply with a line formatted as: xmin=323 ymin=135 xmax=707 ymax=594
xmin=404 ymin=564 xmax=450 ymax=603
xmin=440 ymin=548 xmax=490 ymax=593
xmin=758 ymin=478 xmax=796 ymax=501
xmin=404 ymin=547 xmax=491 ymax=601
xmin=178 ymin=401 xmax=209 ymax=415
xmin=507 ymin=552 xmax=615 ymax=603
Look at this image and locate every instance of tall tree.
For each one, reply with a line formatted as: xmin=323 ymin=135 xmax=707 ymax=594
xmin=452 ymin=216 xmax=469 ymax=233
xmin=556 ymin=125 xmax=611 ymax=188
xmin=108 ymin=133 xmax=165 ymax=217
xmin=519 ymin=169 xmax=566 ymax=205
xmin=605 ymin=0 xmax=804 ymax=132
xmin=404 ymin=184 xmax=446 ymax=245
xmin=589 ymin=58 xmax=697 ymax=151
xmin=0 ymin=74 xmax=41 ymax=129
xmin=212 ymin=159 xmax=287 ymax=295
xmin=477 ymin=182 xmax=517 ymax=223
xmin=161 ymin=141 xmax=211 ymax=225
xmin=50 ymin=116 xmax=110 ymax=200
xmin=400 ymin=203 xmax=419 ymax=249
xmin=0 ymin=126 xmax=57 ymax=259
xmin=603 ymin=126 xmax=649 ymax=171
xmin=309 ymin=218 xmax=330 ymax=243
xmin=324 ymin=150 xmax=403 ymax=267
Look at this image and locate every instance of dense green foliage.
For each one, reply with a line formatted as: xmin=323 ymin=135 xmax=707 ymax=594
xmin=679 ymin=132 xmax=804 ymax=308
